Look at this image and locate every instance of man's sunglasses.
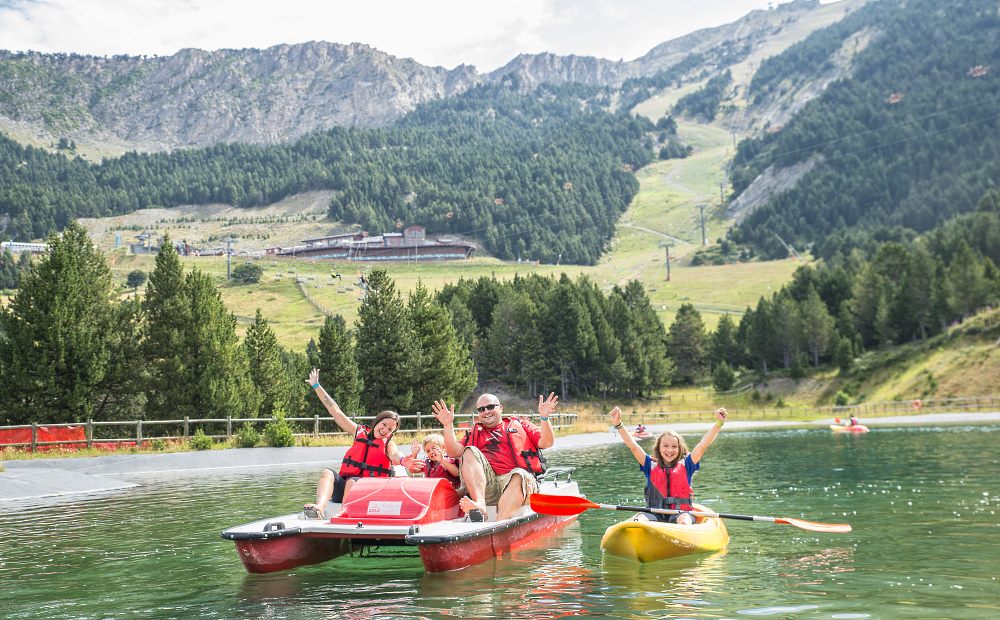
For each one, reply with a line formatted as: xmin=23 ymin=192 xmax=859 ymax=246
xmin=476 ymin=403 xmax=501 ymax=413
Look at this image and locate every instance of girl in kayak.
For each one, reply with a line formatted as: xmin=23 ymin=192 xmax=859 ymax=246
xmin=610 ymin=405 xmax=728 ymax=525
xmin=303 ymin=368 xmax=416 ymax=519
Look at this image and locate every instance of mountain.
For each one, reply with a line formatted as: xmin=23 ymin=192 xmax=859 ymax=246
xmin=0 ymin=0 xmax=864 ymax=155
xmin=0 ymin=43 xmax=477 ymax=152
xmin=726 ymin=0 xmax=1000 ymax=258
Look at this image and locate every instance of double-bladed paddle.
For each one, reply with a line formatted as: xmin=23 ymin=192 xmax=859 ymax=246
xmin=530 ymin=493 xmax=852 ymax=534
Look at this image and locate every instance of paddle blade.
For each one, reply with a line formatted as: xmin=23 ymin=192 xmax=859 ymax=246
xmin=530 ymin=493 xmax=599 ymax=516
xmin=776 ymin=517 xmax=853 ymax=534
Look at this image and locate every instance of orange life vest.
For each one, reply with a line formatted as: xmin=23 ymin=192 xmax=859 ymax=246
xmin=339 ymin=425 xmax=394 ymax=478
xmin=646 ymin=459 xmax=693 ymax=512
xmin=463 ymin=417 xmax=547 ymax=476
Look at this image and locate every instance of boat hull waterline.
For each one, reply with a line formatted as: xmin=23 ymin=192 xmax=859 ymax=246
xmin=222 ymin=469 xmax=580 ymax=573
xmin=600 ymin=503 xmax=729 ymax=563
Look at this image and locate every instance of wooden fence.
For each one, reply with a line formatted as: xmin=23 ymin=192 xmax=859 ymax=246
xmin=0 ymin=411 xmax=578 ymax=452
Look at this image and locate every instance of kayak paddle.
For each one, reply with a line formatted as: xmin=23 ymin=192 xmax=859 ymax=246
xmin=530 ymin=493 xmax=852 ymax=534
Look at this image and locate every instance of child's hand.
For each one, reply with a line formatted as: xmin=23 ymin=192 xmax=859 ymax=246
xmin=410 ymin=442 xmax=421 ymax=457
xmin=609 ymin=406 xmax=622 ymax=426
xmin=715 ymin=407 xmax=728 ymax=424
xmin=406 ymin=459 xmax=425 ymax=474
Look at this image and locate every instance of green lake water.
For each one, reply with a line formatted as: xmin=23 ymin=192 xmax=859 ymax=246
xmin=3 ymin=425 xmax=999 ymax=618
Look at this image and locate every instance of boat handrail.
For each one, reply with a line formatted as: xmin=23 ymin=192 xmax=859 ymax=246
xmin=537 ymin=466 xmax=575 ymax=482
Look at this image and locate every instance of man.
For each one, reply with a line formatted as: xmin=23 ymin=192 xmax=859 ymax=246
xmin=431 ymin=392 xmax=557 ymax=521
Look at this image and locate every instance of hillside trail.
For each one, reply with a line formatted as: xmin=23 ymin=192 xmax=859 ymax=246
xmin=605 ymin=122 xmax=732 ymax=284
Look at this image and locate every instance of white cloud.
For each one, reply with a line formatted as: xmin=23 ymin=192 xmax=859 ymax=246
xmin=0 ymin=0 xmax=816 ymax=70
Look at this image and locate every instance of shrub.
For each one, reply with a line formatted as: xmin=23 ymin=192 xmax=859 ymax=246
xmin=264 ymin=410 xmax=295 ymax=447
xmin=231 ymin=263 xmax=264 ymax=284
xmin=235 ymin=422 xmax=261 ymax=448
xmin=190 ymin=428 xmax=214 ymax=450
xmin=712 ymin=362 xmax=736 ymax=391
xmin=834 ymin=390 xmax=852 ymax=406
xmin=150 ymin=439 xmax=167 ymax=451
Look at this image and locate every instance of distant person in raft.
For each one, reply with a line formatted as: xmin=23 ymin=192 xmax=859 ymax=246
xmin=302 ymin=368 xmax=417 ymax=519
xmin=635 ymin=424 xmax=647 ymax=435
xmin=610 ymin=405 xmax=728 ymax=525
xmin=406 ymin=433 xmax=461 ymax=489
xmin=431 ymin=392 xmax=556 ymax=522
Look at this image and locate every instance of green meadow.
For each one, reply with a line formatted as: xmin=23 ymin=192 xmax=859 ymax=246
xmin=89 ymin=118 xmax=796 ymax=348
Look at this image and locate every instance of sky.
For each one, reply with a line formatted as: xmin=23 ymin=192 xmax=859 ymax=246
xmin=0 ymin=0 xmax=832 ymax=72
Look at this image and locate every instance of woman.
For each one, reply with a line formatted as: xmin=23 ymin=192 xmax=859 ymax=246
xmin=303 ymin=368 xmax=413 ymax=519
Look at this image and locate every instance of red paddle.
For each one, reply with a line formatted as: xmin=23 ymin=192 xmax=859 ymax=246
xmin=530 ymin=493 xmax=852 ymax=534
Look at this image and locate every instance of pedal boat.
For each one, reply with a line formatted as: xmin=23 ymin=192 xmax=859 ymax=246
xmin=222 ymin=467 xmax=580 ymax=573
xmin=600 ymin=503 xmax=729 ymax=563
xmin=829 ymin=424 xmax=870 ymax=433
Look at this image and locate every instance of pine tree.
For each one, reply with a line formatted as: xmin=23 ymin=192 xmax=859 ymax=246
xmin=243 ymin=309 xmax=290 ymax=415
xmin=772 ymin=295 xmax=802 ymax=368
xmin=408 ymin=282 xmax=477 ymax=412
xmin=0 ymin=222 xmax=115 ymax=422
xmin=709 ymin=313 xmax=740 ymax=370
xmin=142 ymin=236 xmax=189 ymax=419
xmin=181 ymin=269 xmax=261 ymax=418
xmin=668 ymin=303 xmax=707 ymax=384
xmin=799 ymin=286 xmax=835 ymax=367
xmin=616 ymin=281 xmax=672 ymax=396
xmin=316 ymin=314 xmax=363 ymax=416
xmin=355 ymin=269 xmax=419 ymax=414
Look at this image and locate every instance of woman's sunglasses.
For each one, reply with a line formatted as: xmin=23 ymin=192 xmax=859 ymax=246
xmin=476 ymin=403 xmax=501 ymax=413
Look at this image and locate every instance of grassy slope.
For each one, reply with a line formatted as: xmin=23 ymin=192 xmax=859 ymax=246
xmin=89 ymin=117 xmax=798 ymax=345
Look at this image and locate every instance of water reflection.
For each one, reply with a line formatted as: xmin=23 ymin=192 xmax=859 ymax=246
xmin=601 ymin=550 xmax=730 ymax=617
xmin=419 ymin=523 xmax=597 ymax=619
xmin=4 ymin=426 xmax=1000 ymax=619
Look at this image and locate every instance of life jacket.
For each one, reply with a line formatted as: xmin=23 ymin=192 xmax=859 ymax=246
xmin=339 ymin=425 xmax=394 ymax=478
xmin=645 ymin=459 xmax=693 ymax=512
xmin=462 ymin=417 xmax=547 ymax=476
xmin=425 ymin=458 xmax=461 ymax=488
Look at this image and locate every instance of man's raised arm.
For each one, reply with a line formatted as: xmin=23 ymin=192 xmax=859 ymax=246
xmin=432 ymin=399 xmax=464 ymax=458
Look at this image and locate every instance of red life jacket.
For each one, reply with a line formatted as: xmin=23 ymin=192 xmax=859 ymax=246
xmin=645 ymin=459 xmax=693 ymax=512
xmin=425 ymin=457 xmax=461 ymax=488
xmin=339 ymin=425 xmax=394 ymax=478
xmin=462 ymin=417 xmax=547 ymax=476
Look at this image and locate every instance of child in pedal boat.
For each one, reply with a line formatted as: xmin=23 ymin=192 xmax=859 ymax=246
xmin=610 ymin=406 xmax=728 ymax=525
xmin=406 ymin=433 xmax=461 ymax=489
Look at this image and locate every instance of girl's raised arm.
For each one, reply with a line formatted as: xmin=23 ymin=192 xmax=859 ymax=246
xmin=610 ymin=406 xmax=647 ymax=465
xmin=307 ymin=368 xmax=358 ymax=435
xmin=690 ymin=407 xmax=728 ymax=464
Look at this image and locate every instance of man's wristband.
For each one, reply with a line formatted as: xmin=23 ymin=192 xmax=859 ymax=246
xmin=539 ymin=416 xmax=549 ymax=421
xmin=311 ymin=383 xmax=320 ymax=389
xmin=613 ymin=422 xmax=623 ymax=429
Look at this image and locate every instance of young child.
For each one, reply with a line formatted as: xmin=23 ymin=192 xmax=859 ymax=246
xmin=407 ymin=433 xmax=461 ymax=489
xmin=610 ymin=405 xmax=728 ymax=525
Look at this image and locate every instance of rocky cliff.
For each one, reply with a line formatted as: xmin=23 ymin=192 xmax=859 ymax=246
xmin=0 ymin=42 xmax=477 ymax=151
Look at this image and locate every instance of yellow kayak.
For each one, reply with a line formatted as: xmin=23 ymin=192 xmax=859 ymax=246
xmin=600 ymin=503 xmax=729 ymax=563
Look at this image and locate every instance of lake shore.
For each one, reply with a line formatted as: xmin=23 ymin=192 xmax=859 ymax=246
xmin=3 ymin=411 xmax=998 ymax=504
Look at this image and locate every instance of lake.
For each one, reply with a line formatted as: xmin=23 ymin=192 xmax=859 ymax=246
xmin=3 ymin=425 xmax=999 ymax=618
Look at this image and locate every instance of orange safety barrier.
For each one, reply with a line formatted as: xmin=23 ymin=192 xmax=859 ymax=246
xmin=0 ymin=425 xmax=86 ymax=452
